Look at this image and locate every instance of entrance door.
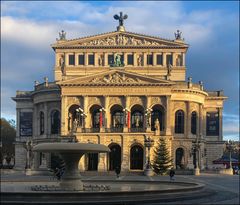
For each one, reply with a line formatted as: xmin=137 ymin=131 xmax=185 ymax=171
xmin=130 ymin=145 xmax=143 ymax=170
xmin=109 ymin=144 xmax=121 ymax=170
xmin=88 ymin=153 xmax=98 ymax=170
xmin=175 ymin=148 xmax=184 ymax=169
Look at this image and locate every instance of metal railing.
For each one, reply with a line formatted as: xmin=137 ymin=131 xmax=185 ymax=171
xmin=105 ymin=127 xmax=124 ymax=133
xmin=130 ymin=127 xmax=146 ymax=132
xmin=82 ymin=128 xmax=100 ymax=133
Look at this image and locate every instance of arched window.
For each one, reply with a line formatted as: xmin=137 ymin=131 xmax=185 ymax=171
xmin=175 ymin=148 xmax=184 ymax=169
xmin=130 ymin=145 xmax=143 ymax=170
xmin=92 ymin=110 xmax=100 ymax=128
xmin=108 ymin=144 xmax=121 ymax=171
xmin=191 ymin=111 xmax=197 ymax=134
xmin=151 ymin=105 xmax=164 ymax=131
xmin=40 ymin=111 xmax=44 ymax=135
xmin=51 ymin=110 xmax=60 ymax=134
xmin=112 ymin=111 xmax=124 ymax=128
xmin=175 ymin=110 xmax=184 ymax=134
xmin=131 ymin=111 xmax=144 ymax=128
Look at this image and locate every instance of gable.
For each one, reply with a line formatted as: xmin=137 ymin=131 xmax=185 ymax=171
xmin=52 ymin=31 xmax=188 ymax=49
xmin=58 ymin=70 xmax=175 ymax=86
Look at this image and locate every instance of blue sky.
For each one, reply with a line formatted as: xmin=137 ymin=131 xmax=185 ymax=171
xmin=1 ymin=1 xmax=239 ymax=141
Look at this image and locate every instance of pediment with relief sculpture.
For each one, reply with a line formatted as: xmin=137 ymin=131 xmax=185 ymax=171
xmin=52 ymin=31 xmax=188 ymax=49
xmin=58 ymin=70 xmax=175 ymax=86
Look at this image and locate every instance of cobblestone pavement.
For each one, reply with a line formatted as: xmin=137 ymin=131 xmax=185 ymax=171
xmin=1 ymin=170 xmax=239 ymax=204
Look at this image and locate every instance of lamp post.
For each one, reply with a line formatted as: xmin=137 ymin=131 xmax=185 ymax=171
xmin=144 ymin=136 xmax=154 ymax=176
xmin=192 ymin=137 xmax=201 ymax=175
xmin=145 ymin=108 xmax=152 ymax=131
xmin=225 ymin=140 xmax=234 ymax=175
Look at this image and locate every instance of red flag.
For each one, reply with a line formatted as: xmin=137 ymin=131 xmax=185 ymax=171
xmin=99 ymin=112 xmax=102 ymax=128
xmin=127 ymin=112 xmax=130 ymax=129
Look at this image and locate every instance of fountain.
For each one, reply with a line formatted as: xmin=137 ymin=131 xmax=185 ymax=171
xmin=1 ymin=141 xmax=209 ymax=204
xmin=33 ymin=142 xmax=110 ymax=190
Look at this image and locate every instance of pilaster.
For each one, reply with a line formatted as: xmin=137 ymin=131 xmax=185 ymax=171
xmin=84 ymin=53 xmax=88 ymax=66
xmin=61 ymin=95 xmax=67 ymax=135
xmin=182 ymin=53 xmax=186 ymax=66
xmin=104 ymin=52 xmax=108 ymax=67
xmin=218 ymin=107 xmax=223 ymax=141
xmin=124 ymin=53 xmax=128 ymax=66
xmin=172 ymin=52 xmax=176 ymax=66
xmin=153 ymin=53 xmax=157 ymax=66
xmin=163 ymin=53 xmax=167 ymax=67
xmin=44 ymin=102 xmax=48 ymax=135
xmin=199 ymin=104 xmax=203 ymax=138
xmin=143 ymin=53 xmax=147 ymax=66
xmin=165 ymin=95 xmax=172 ymax=135
xmin=146 ymin=96 xmax=151 ymax=132
xmin=65 ymin=53 xmax=69 ymax=66
xmin=133 ymin=52 xmax=137 ymax=66
xmin=105 ymin=96 xmax=110 ymax=128
xmin=75 ymin=53 xmax=78 ymax=66
xmin=186 ymin=101 xmax=191 ymax=138
xmin=94 ymin=52 xmax=98 ymax=67
xmin=83 ymin=96 xmax=89 ymax=128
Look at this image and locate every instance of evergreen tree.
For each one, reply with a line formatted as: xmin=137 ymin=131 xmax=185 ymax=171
xmin=152 ymin=137 xmax=173 ymax=175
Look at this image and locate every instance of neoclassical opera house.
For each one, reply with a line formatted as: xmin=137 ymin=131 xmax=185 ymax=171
xmin=13 ymin=14 xmax=227 ymax=173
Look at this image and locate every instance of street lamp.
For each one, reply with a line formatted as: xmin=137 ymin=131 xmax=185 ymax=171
xmin=225 ymin=140 xmax=234 ymax=174
xmin=144 ymin=136 xmax=154 ymax=176
xmin=145 ymin=108 xmax=152 ymax=129
xmin=192 ymin=137 xmax=201 ymax=175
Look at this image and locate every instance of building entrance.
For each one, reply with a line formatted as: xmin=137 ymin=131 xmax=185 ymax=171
xmin=109 ymin=144 xmax=121 ymax=170
xmin=130 ymin=145 xmax=143 ymax=170
xmin=87 ymin=153 xmax=98 ymax=171
xmin=175 ymin=148 xmax=184 ymax=169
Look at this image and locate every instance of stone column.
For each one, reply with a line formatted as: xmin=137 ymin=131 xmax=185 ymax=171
xmin=182 ymin=53 xmax=185 ymax=66
xmin=124 ymin=96 xmax=130 ymax=132
xmin=94 ymin=52 xmax=98 ymax=67
xmin=124 ymin=53 xmax=128 ymax=66
xmin=146 ymin=96 xmax=152 ymax=132
xmin=16 ymin=108 xmax=20 ymax=137
xmin=165 ymin=95 xmax=172 ymax=135
xmin=133 ymin=52 xmax=137 ymax=66
xmin=186 ymin=101 xmax=191 ymax=138
xmin=163 ymin=53 xmax=167 ymax=67
xmin=33 ymin=107 xmax=37 ymax=136
xmin=121 ymin=135 xmax=129 ymax=171
xmin=198 ymin=104 xmax=203 ymax=138
xmin=75 ymin=53 xmax=78 ymax=66
xmin=202 ymin=107 xmax=206 ymax=137
xmin=61 ymin=95 xmax=68 ymax=135
xmin=65 ymin=53 xmax=69 ymax=66
xmin=172 ymin=53 xmax=176 ymax=66
xmin=44 ymin=102 xmax=48 ymax=136
xmin=218 ymin=107 xmax=223 ymax=141
xmin=104 ymin=96 xmax=110 ymax=129
xmin=55 ymin=53 xmax=59 ymax=67
xmin=153 ymin=53 xmax=157 ymax=66
xmin=98 ymin=136 xmax=107 ymax=172
xmin=104 ymin=52 xmax=108 ymax=67
xmin=83 ymin=96 xmax=89 ymax=128
xmin=143 ymin=53 xmax=147 ymax=66
xmin=84 ymin=53 xmax=88 ymax=66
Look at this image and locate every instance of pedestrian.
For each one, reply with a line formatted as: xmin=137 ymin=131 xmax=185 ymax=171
xmin=169 ymin=169 xmax=175 ymax=181
xmin=115 ymin=166 xmax=121 ymax=178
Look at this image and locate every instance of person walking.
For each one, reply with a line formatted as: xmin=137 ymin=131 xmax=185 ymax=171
xmin=115 ymin=166 xmax=121 ymax=179
xmin=169 ymin=169 xmax=175 ymax=181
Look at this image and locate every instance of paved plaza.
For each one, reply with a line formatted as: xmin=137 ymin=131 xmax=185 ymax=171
xmin=1 ymin=170 xmax=239 ymax=204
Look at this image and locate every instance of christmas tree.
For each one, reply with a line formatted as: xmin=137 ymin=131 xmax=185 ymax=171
xmin=152 ymin=137 xmax=173 ymax=175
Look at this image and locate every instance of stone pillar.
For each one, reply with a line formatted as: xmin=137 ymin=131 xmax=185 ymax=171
xmin=124 ymin=53 xmax=128 ymax=66
xmin=186 ymin=101 xmax=191 ymax=138
xmin=94 ymin=52 xmax=98 ymax=67
xmin=121 ymin=135 xmax=129 ymax=171
xmin=182 ymin=53 xmax=186 ymax=66
xmin=16 ymin=108 xmax=20 ymax=137
xmin=199 ymin=104 xmax=203 ymax=138
xmin=75 ymin=53 xmax=78 ymax=66
xmin=143 ymin=53 xmax=147 ymax=66
xmin=172 ymin=53 xmax=176 ymax=66
xmin=153 ymin=53 xmax=157 ymax=66
xmin=165 ymin=95 xmax=172 ymax=135
xmin=65 ymin=53 xmax=69 ymax=66
xmin=124 ymin=96 xmax=130 ymax=132
xmin=104 ymin=52 xmax=108 ymax=67
xmin=84 ymin=53 xmax=88 ymax=66
xmin=83 ymin=96 xmax=89 ymax=128
xmin=133 ymin=52 xmax=137 ymax=66
xmin=104 ymin=96 xmax=110 ymax=129
xmin=202 ymin=107 xmax=206 ymax=137
xmin=33 ymin=106 xmax=37 ymax=136
xmin=61 ymin=95 xmax=68 ymax=135
xmin=55 ymin=53 xmax=59 ymax=67
xmin=163 ymin=53 xmax=167 ymax=67
xmin=146 ymin=96 xmax=151 ymax=132
xmin=44 ymin=102 xmax=48 ymax=136
xmin=218 ymin=107 xmax=223 ymax=141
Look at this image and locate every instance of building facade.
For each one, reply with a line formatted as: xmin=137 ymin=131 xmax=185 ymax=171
xmin=13 ymin=17 xmax=227 ymax=173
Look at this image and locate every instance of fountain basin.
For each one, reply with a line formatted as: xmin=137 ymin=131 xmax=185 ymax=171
xmin=33 ymin=143 xmax=110 ymax=190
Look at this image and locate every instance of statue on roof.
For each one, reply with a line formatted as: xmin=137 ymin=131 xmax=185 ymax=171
xmin=58 ymin=30 xmax=66 ymax=40
xmin=174 ymin=30 xmax=182 ymax=40
xmin=114 ymin=12 xmax=128 ymax=31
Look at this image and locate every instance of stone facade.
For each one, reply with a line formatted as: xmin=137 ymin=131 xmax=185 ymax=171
xmin=12 ymin=22 xmax=227 ymax=173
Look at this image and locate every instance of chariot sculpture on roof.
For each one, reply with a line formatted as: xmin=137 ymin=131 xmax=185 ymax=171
xmin=114 ymin=12 xmax=128 ymax=31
